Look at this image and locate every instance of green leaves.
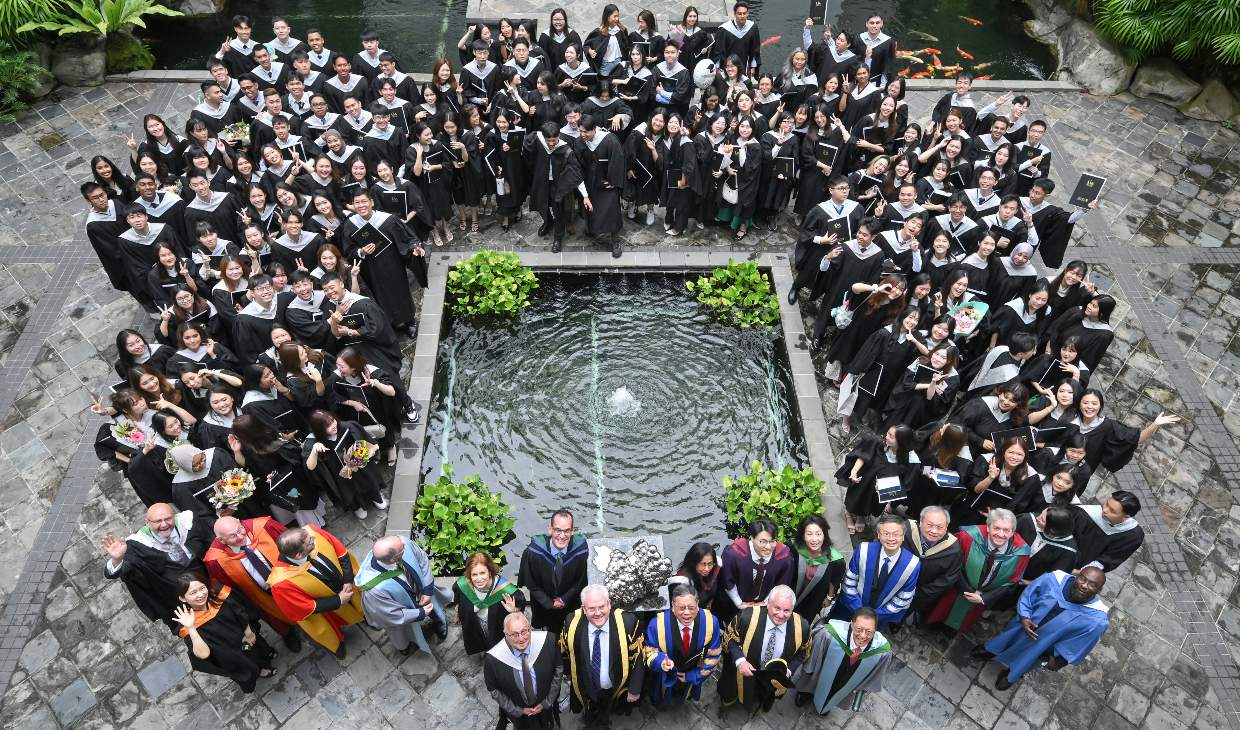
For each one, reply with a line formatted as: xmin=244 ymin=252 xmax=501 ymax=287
xmin=412 ymin=466 xmax=516 ymax=574
xmin=722 ymin=460 xmax=826 ymax=543
xmin=0 ymin=42 xmax=51 ymax=122
xmin=446 ymin=250 xmax=539 ymax=318
xmin=16 ymin=0 xmax=180 ymax=36
xmin=686 ymin=260 xmax=780 ymax=329
xmin=1095 ymin=0 xmax=1240 ymax=67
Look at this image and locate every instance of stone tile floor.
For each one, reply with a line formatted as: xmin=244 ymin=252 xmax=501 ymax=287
xmin=0 ymin=81 xmax=1237 ymax=728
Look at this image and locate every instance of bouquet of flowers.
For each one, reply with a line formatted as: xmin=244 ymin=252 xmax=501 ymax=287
xmin=220 ymin=121 xmax=250 ymax=144
xmin=210 ymin=468 xmax=256 ymax=509
xmin=947 ymin=301 xmax=989 ymax=337
xmin=346 ymin=440 xmax=376 ymax=469
xmin=164 ymin=438 xmax=190 ymax=474
xmin=111 ymin=420 xmax=147 ymax=450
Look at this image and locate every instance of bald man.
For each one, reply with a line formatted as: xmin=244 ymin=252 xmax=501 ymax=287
xmin=354 ymin=535 xmax=447 ymax=655
xmin=203 ymin=515 xmax=302 ymax=651
xmin=102 ymin=502 xmax=212 ymax=631
xmin=973 ymin=567 xmax=1109 ymax=690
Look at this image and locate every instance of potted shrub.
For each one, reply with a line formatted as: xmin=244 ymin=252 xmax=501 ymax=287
xmin=446 ymin=249 xmax=539 ymax=317
xmin=686 ymin=259 xmax=780 ymax=328
xmin=412 ymin=464 xmax=516 ymax=574
xmin=18 ymin=0 xmax=181 ymax=84
xmin=723 ymin=460 xmax=826 ymax=542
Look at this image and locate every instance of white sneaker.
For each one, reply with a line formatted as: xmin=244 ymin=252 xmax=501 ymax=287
xmin=353 ymin=507 xmax=368 ymax=519
xmin=372 ymin=497 xmax=389 ymax=510
xmin=626 ymin=205 xmax=636 ymax=220
xmin=664 ymin=223 xmax=672 ymax=233
xmin=646 ymin=210 xmax=656 ymax=226
xmin=695 ymin=220 xmax=705 ymax=231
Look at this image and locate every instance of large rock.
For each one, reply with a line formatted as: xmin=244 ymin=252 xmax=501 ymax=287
xmin=1054 ymin=18 xmax=1135 ymax=94
xmin=1178 ymin=78 xmax=1240 ymax=122
xmin=106 ymin=30 xmax=154 ymax=73
xmin=51 ymin=33 xmax=106 ymax=86
xmin=1131 ymin=58 xmax=1202 ymax=106
xmin=172 ymin=0 xmax=224 ymax=16
xmin=28 ymin=42 xmax=56 ymax=99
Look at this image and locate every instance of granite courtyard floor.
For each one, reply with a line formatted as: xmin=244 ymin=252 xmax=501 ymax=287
xmin=0 ymin=82 xmax=1237 ymax=729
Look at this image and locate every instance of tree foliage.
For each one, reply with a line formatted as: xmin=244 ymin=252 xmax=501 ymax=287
xmin=1094 ymin=0 xmax=1240 ymax=67
xmin=723 ymin=460 xmax=826 ymax=543
xmin=17 ymin=0 xmax=181 ymax=36
xmin=0 ymin=42 xmax=51 ymax=122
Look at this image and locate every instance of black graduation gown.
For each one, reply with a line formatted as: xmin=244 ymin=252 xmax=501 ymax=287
xmin=184 ymin=192 xmax=240 ymax=246
xmin=1030 ymin=450 xmax=1093 ymax=497
xmin=482 ymin=633 xmax=562 ymax=729
xmin=651 ymin=62 xmax=691 ymax=117
xmin=884 ymin=364 xmax=959 ymax=432
xmin=728 ymin=138 xmax=763 ymax=220
xmin=902 ymin=530 xmax=965 ymax=615
xmin=623 ymin=123 xmax=661 ymax=206
xmin=488 ymin=128 xmax=529 ymax=215
xmin=759 ymin=131 xmax=799 ymax=211
xmin=518 ymin=535 xmax=590 ymax=633
xmin=86 ymin=202 xmax=131 ymax=291
xmin=689 ymin=132 xmax=726 ymax=223
xmin=538 ymin=30 xmax=583 ymax=67
xmin=300 ymin=420 xmax=384 ymax=510
xmin=905 ymin=445 xmax=975 ymax=525
xmin=330 ymin=293 xmax=403 ymax=375
xmin=1070 ymin=506 xmax=1143 ymax=571
xmin=791 ymin=551 xmax=845 ymax=621
xmin=371 ymin=179 xmax=432 ymax=245
xmin=795 ymin=128 xmax=845 ymax=217
xmin=1027 ymin=202 xmax=1077 ymax=269
xmin=1052 ymin=312 xmax=1114 ymax=372
xmin=984 ymin=300 xmax=1048 ymax=350
xmin=836 ymin=435 xmax=919 ymax=516
xmin=118 ymin=224 xmax=182 ymax=301
xmin=170 ymin=449 xmax=265 ymax=524
xmin=843 ymin=325 xmax=921 ymax=418
xmin=166 ymin=343 xmax=240 ymax=377
xmin=127 ymin=443 xmax=174 ymax=506
xmin=183 ymin=589 xmax=275 ymax=693
xmin=679 ymin=27 xmax=714 ymax=68
xmin=793 ymin=199 xmax=863 ymax=288
xmin=145 ymin=259 xmax=194 ymax=307
xmin=657 ymin=135 xmax=693 ymax=212
xmin=459 ymin=61 xmax=500 ymax=109
xmin=583 ymin=27 xmax=632 ymax=74
xmin=231 ymin=303 xmax=279 ymax=364
xmin=712 ymin=20 xmax=761 ymax=72
xmin=453 ymin=580 xmax=528 ymax=655
xmin=819 ymin=264 xmax=891 ymax=351
xmin=116 ymin=343 xmax=175 ymax=379
xmin=950 ymin=396 xmax=1014 ymax=456
xmin=953 ymin=455 xmax=1040 ymax=527
xmin=340 ymin=211 xmax=416 ymax=327
xmin=854 ymin=33 xmax=896 ymax=83
xmin=523 ymin=132 xmax=584 ymax=213
xmin=1014 ymin=515 xmax=1078 ymax=582
xmin=580 ymin=130 xmax=627 ymax=236
xmin=1076 ymin=417 xmax=1143 ymax=472
xmin=324 ymin=365 xmax=405 ymax=451
xmin=105 ymin=518 xmax=211 ymax=626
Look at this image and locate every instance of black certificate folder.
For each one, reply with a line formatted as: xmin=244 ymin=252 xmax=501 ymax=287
xmin=1069 ymin=174 xmax=1105 ymax=208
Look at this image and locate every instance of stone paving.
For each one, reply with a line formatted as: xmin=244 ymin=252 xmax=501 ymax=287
xmin=0 ymin=81 xmax=1238 ymax=729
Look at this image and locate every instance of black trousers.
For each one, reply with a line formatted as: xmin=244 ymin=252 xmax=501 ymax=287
xmin=542 ymin=197 xmax=571 ymax=240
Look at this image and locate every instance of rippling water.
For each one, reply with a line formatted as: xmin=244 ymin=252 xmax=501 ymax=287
xmin=420 ymin=271 xmax=808 ymax=564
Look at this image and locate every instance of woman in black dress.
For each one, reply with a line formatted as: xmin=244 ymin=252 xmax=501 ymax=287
xmin=194 ymin=385 xmax=241 ymax=451
xmin=488 ymin=113 xmax=528 ymax=231
xmin=954 ymin=437 xmax=1041 ymax=528
xmin=1049 ymin=294 xmax=1117 ymax=371
xmin=453 ymin=552 xmax=527 ymax=655
xmin=303 ymin=409 xmax=387 ymax=520
xmin=837 ymin=424 xmax=920 ymax=533
xmin=624 ymin=108 xmax=665 ymax=225
xmin=689 ymin=113 xmax=729 ymax=228
xmin=116 ymin=329 xmax=174 ymax=380
xmin=823 ymin=274 xmax=907 ymax=384
xmin=951 ymin=382 xmax=1030 ymax=455
xmin=658 ymin=113 xmax=694 ymax=235
xmin=907 ymin=423 xmax=974 ymax=517
xmin=789 ymin=514 xmax=845 ymax=622
xmin=172 ymin=573 xmax=275 ymax=693
xmin=408 ymin=122 xmax=455 ymax=246
xmin=669 ymin=542 xmax=725 ymax=613
xmin=718 ymin=115 xmax=764 ymax=240
xmin=1072 ymin=388 xmax=1180 ymax=473
xmin=838 ymin=306 xmax=924 ymax=433
xmin=230 ymin=413 xmax=326 ymax=527
xmin=883 ymin=342 xmax=960 ymax=432
xmin=327 ymin=346 xmax=408 ymax=466
xmin=984 ymin=279 xmax=1051 ymax=351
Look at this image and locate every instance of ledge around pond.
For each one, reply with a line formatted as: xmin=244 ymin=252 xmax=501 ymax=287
xmin=385 ymin=250 xmax=844 ymax=562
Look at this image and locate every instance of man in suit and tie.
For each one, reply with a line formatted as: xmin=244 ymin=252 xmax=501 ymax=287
xmin=203 ymin=515 xmax=303 ymax=651
xmin=268 ymin=526 xmax=365 ymax=659
xmin=484 ymin=612 xmax=563 ymax=729
xmin=559 ymin=584 xmax=645 ymax=727
xmin=518 ymin=509 xmax=589 ymax=635
xmin=830 ymin=514 xmax=920 ymax=627
xmin=719 ymin=585 xmax=813 ymax=711
xmin=793 ymin=606 xmax=892 ymax=713
xmin=354 ymin=535 xmax=449 ymax=656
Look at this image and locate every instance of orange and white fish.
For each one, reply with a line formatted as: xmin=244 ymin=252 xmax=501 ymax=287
xmin=973 ymin=61 xmax=994 ymax=70
xmin=911 ymin=71 xmax=931 ymax=79
xmin=897 ymin=68 xmax=910 ymax=77
xmin=975 ymin=74 xmax=994 ymax=80
xmin=932 ymin=54 xmax=942 ymax=68
xmin=921 ymin=47 xmax=942 ymax=55
xmin=957 ymin=46 xmax=974 ymax=61
xmin=898 ymin=54 xmax=927 ymax=64
xmin=760 ymin=35 xmax=782 ymax=47
xmin=960 ymin=15 xmax=983 ymax=25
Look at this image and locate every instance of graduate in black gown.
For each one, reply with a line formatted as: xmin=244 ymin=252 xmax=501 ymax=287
xmin=789 ymin=182 xmax=863 ymax=302
xmin=713 ymin=2 xmax=761 ymax=75
xmin=166 ymin=443 xmax=247 ymax=525
xmin=821 ymin=272 xmax=906 ymax=373
xmin=789 ymin=514 xmax=845 ymax=621
xmin=953 ymin=438 xmax=1040 ymax=528
xmin=118 ymin=205 xmax=183 ymax=314
xmin=231 ymin=272 xmax=281 ymax=363
xmin=303 ymin=410 xmax=388 ymax=519
xmin=883 ymin=342 xmax=960 ymax=433
xmin=524 ymin=122 xmax=584 ymax=252
xmin=950 ymin=383 xmax=1030 ymax=456
xmin=321 ymin=274 xmax=404 ymax=378
xmin=1049 ymin=295 xmax=1116 ymax=371
xmin=1010 ymin=463 xmax=1079 ymax=516
xmin=1071 ymin=388 xmax=1180 ymax=473
xmin=836 ymin=425 xmax=920 ymax=531
xmin=1071 ymin=491 xmax=1145 ymax=572
xmin=173 ymin=573 xmax=275 ymax=693
xmin=838 ymin=307 xmax=925 ymax=432
xmin=83 ymin=184 xmax=131 ymax=293
xmin=578 ymin=115 xmax=627 ymax=257
xmin=339 ymin=189 xmax=417 ymax=334
xmin=1021 ymin=178 xmax=1096 ymax=269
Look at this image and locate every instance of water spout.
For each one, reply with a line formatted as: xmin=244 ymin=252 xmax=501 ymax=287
xmin=608 ymin=386 xmax=641 ymax=417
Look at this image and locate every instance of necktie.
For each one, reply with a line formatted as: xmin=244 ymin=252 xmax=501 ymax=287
xmin=752 ymin=559 xmax=767 ymax=600
xmin=552 ymin=552 xmax=564 ymax=587
xmin=241 ymin=546 xmax=271 ymax=583
xmin=521 ymin=652 xmax=536 ymax=704
xmin=162 ymin=536 xmax=189 ymax=564
xmin=762 ymin=626 xmax=779 ymax=665
xmin=849 ymin=646 xmax=863 ymax=666
xmin=681 ymin=625 xmax=691 ymax=654
xmin=876 ymin=557 xmax=891 ymax=592
xmin=981 ymin=553 xmax=996 ymax=586
xmin=592 ymin=629 xmax=604 ymax=693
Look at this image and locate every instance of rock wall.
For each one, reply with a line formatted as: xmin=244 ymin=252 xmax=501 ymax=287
xmin=1023 ymin=0 xmax=1135 ymax=95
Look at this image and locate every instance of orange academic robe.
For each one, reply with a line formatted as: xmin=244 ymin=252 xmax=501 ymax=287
xmin=268 ymin=525 xmax=364 ymax=652
xmin=204 ymin=516 xmax=293 ymax=634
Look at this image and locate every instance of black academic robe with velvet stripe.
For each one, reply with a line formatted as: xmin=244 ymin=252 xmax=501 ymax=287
xmin=518 ymin=534 xmax=589 ymax=633
xmin=719 ymin=606 xmax=812 ymax=709
xmin=560 ymin=608 xmax=646 ymax=712
xmin=483 ymin=630 xmax=563 ymax=728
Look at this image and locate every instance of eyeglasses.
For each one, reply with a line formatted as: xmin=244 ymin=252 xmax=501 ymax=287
xmin=505 ymin=629 xmax=531 ymax=639
xmin=550 ymin=527 xmax=575 ymax=536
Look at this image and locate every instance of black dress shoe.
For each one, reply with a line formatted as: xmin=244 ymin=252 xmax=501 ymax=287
xmin=971 ymin=646 xmax=995 ymax=662
xmin=794 ymin=692 xmax=811 ymax=708
xmin=334 ymin=642 xmax=348 ymax=660
xmin=404 ymin=324 xmax=418 ymax=338
xmin=994 ymin=672 xmax=1012 ymax=691
xmin=787 ymin=287 xmax=798 ymax=304
xmin=538 ymin=221 xmax=552 ymax=237
xmin=611 ymin=236 xmax=622 ymax=258
xmin=282 ymin=630 xmax=303 ymax=653
xmin=552 ymin=237 xmax=563 ymax=253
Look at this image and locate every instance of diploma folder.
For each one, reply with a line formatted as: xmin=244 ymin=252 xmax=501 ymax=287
xmin=933 ymin=469 xmax=962 ymax=488
xmin=1069 ymin=174 xmax=1105 ymax=208
xmin=623 ymin=75 xmax=648 ymax=94
xmin=989 ymin=425 xmax=1036 ymax=451
xmin=773 ymin=156 xmax=795 ymax=179
xmin=815 ymin=142 xmax=839 ymax=167
xmin=809 ymin=0 xmax=828 ymax=23
xmin=875 ymin=475 xmax=907 ymax=504
xmin=857 ymin=363 xmax=883 ymax=396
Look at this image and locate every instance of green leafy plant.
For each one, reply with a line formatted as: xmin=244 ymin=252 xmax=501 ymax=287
xmin=17 ymin=0 xmax=181 ymax=36
xmin=723 ymin=460 xmax=826 ymax=543
xmin=1094 ymin=0 xmax=1240 ymax=67
xmin=412 ymin=464 xmax=516 ymax=574
xmin=0 ymin=42 xmax=51 ymax=122
xmin=0 ymin=0 xmax=61 ymax=43
xmin=446 ymin=249 xmax=539 ymax=317
xmin=686 ymin=259 xmax=780 ymax=328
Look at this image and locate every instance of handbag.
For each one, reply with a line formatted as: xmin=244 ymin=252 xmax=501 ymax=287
xmin=722 ymin=177 xmax=739 ymax=204
xmin=831 ymin=293 xmax=854 ymax=329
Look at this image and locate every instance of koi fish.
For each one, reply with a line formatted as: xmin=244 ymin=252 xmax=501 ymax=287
xmin=908 ymin=30 xmax=939 ymax=42
xmin=957 ymin=46 xmax=974 ymax=60
xmin=926 ymin=65 xmax=935 ymax=73
xmin=897 ymin=68 xmax=910 ymax=77
xmin=960 ymin=15 xmax=984 ymax=26
xmin=920 ymin=47 xmax=942 ymax=55
xmin=932 ymin=54 xmax=942 ymax=68
xmin=975 ymin=74 xmax=994 ymax=80
xmin=897 ymin=54 xmax=927 ymax=64
xmin=760 ymin=35 xmax=782 ymax=47
xmin=973 ymin=61 xmax=994 ymax=70
xmin=911 ymin=72 xmax=931 ymax=79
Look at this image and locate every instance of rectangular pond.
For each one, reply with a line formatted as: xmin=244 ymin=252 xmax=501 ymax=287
xmin=419 ymin=270 xmax=808 ymax=563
